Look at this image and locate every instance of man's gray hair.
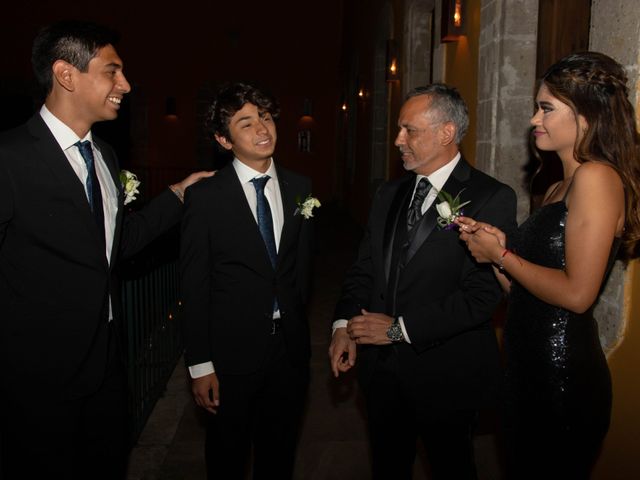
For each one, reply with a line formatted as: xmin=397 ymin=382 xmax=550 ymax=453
xmin=406 ymin=84 xmax=469 ymax=144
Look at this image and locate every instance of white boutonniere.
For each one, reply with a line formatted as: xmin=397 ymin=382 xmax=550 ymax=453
xmin=120 ymin=169 xmax=141 ymax=205
xmin=295 ymin=195 xmax=321 ymax=219
xmin=435 ymin=188 xmax=470 ymax=230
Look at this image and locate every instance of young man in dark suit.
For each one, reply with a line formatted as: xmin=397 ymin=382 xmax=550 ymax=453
xmin=180 ymin=83 xmax=315 ymax=479
xmin=329 ymin=84 xmax=517 ymax=479
xmin=0 ymin=20 xmax=210 ymax=479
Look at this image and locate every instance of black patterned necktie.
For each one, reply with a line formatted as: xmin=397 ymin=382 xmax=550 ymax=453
xmin=251 ymin=175 xmax=279 ymax=312
xmin=75 ymin=140 xmax=105 ymax=244
xmin=407 ymin=177 xmax=432 ymax=230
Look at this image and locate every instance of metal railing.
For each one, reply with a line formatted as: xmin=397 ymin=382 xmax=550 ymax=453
xmin=121 ymin=258 xmax=183 ymax=444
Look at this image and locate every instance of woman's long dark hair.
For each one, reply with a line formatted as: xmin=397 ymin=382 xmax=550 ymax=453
xmin=540 ymin=51 xmax=640 ymax=259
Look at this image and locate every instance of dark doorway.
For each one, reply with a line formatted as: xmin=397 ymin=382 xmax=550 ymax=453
xmin=528 ymin=0 xmax=591 ymax=211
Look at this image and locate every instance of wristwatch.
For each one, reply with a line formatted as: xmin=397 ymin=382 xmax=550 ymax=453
xmin=386 ymin=319 xmax=404 ymax=343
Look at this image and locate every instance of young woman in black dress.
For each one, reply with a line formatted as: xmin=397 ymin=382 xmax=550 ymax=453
xmin=457 ymin=51 xmax=640 ymax=478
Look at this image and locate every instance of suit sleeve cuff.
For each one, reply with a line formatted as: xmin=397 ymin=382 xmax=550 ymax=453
xmin=188 ymin=361 xmax=215 ymax=378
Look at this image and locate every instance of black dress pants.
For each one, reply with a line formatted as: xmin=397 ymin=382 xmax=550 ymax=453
xmin=363 ymin=351 xmax=479 ymax=480
xmin=0 ymin=322 xmax=129 ymax=480
xmin=204 ymin=332 xmax=309 ymax=480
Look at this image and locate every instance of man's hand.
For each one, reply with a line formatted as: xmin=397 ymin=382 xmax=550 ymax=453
xmin=191 ymin=372 xmax=220 ymax=414
xmin=329 ymin=327 xmax=357 ymax=377
xmin=170 ymin=170 xmax=216 ymax=202
xmin=347 ymin=309 xmax=394 ymax=345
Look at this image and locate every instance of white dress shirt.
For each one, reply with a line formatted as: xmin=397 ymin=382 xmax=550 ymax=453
xmin=189 ymin=158 xmax=285 ymax=379
xmin=332 ymin=153 xmax=461 ymax=342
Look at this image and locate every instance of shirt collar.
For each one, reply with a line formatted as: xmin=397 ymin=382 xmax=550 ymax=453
xmin=39 ymin=105 xmax=93 ymax=151
xmin=416 ymin=152 xmax=461 ymax=191
xmin=232 ymin=157 xmax=278 ymax=185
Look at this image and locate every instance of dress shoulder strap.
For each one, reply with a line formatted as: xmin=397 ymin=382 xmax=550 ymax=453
xmin=542 ymin=181 xmax=563 ymax=205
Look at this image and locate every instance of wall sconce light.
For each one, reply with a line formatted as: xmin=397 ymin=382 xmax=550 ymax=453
xmin=165 ymin=96 xmax=177 ymax=118
xmin=386 ymin=40 xmax=399 ymax=82
xmin=441 ymin=0 xmax=465 ymax=42
xmin=357 ymin=77 xmax=368 ymax=100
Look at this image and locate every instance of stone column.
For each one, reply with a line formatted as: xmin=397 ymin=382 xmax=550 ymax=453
xmin=476 ymin=0 xmax=538 ymax=223
xmin=589 ymin=0 xmax=640 ymax=354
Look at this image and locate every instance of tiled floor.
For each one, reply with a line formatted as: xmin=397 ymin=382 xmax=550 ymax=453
xmin=127 ymin=203 xmax=505 ymax=479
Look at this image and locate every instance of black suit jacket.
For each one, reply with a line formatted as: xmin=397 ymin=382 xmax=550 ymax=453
xmin=180 ymin=163 xmax=313 ymax=375
xmin=335 ymin=159 xmax=517 ymax=411
xmin=0 ymin=114 xmax=183 ymax=397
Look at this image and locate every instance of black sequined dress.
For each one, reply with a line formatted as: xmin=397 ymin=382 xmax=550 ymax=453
xmin=504 ymin=201 xmax=615 ymax=478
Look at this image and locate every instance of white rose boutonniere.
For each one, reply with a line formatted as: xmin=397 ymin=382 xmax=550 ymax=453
xmin=295 ymin=195 xmax=321 ymax=219
xmin=435 ymin=188 xmax=470 ymax=230
xmin=120 ymin=170 xmax=141 ymax=205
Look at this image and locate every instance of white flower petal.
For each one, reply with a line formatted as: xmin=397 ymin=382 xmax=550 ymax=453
xmin=436 ymin=201 xmax=451 ymax=218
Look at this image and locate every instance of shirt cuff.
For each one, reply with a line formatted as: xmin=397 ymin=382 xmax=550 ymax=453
xmin=188 ymin=361 xmax=215 ymax=378
xmin=332 ymin=319 xmax=348 ymax=335
xmin=397 ymin=316 xmax=411 ymax=344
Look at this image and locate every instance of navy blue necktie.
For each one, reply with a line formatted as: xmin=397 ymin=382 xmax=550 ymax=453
xmin=75 ymin=140 xmax=105 ymax=244
xmin=407 ymin=177 xmax=432 ymax=230
xmin=251 ymin=176 xmax=278 ymax=312
xmin=251 ymin=176 xmax=278 ymax=267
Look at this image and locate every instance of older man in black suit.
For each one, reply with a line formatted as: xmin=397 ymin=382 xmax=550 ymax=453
xmin=0 ymin=20 xmax=210 ymax=479
xmin=330 ymin=84 xmax=517 ymax=479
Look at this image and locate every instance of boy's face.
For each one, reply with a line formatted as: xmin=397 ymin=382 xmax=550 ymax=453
xmin=72 ymin=44 xmax=130 ymax=125
xmin=215 ymin=102 xmax=277 ymax=166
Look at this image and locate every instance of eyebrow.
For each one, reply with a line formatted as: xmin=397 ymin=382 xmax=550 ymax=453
xmin=233 ymin=115 xmax=254 ymax=125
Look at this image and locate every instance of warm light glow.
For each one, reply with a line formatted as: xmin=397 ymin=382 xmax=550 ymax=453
xmin=389 ymin=60 xmax=397 ymax=75
xmin=341 ymin=103 xmax=347 ymax=111
xmin=358 ymin=88 xmax=365 ymax=98
xmin=454 ymin=0 xmax=462 ymax=27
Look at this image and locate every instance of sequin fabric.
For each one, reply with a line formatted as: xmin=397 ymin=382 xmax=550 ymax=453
xmin=504 ymin=201 xmax=615 ymax=478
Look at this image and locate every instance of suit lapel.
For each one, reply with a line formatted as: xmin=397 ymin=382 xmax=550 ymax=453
xmin=94 ymin=138 xmax=123 ymax=266
xmin=27 ymin=116 xmax=108 ymax=259
xmin=404 ymin=158 xmax=471 ymax=265
xmin=28 ymin=116 xmax=90 ymax=217
xmin=405 ymin=205 xmax=438 ymax=264
xmin=383 ymin=176 xmax=414 ymax=282
xmin=276 ymin=167 xmax=301 ymax=266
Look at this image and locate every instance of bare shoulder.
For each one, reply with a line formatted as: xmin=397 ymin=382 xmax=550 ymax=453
xmin=574 ymin=161 xmax=623 ymax=185
xmin=570 ymin=161 xmax=624 ymax=206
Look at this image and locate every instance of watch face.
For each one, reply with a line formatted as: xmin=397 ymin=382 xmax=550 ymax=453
xmin=387 ymin=323 xmax=403 ymax=342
